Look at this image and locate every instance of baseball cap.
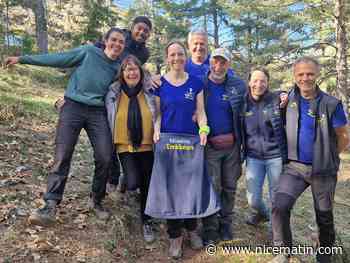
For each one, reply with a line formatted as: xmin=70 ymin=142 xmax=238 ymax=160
xmin=211 ymin=47 xmax=231 ymax=61
xmin=132 ymin=16 xmax=152 ymax=31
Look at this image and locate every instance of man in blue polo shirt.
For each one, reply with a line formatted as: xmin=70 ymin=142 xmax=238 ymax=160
xmin=185 ymin=30 xmax=234 ymax=80
xmin=201 ymin=48 xmax=246 ymax=245
xmin=270 ymin=57 xmax=349 ymax=263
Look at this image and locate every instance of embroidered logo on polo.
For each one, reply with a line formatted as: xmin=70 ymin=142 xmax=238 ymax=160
xmin=307 ymin=109 xmax=316 ymax=118
xmin=222 ymin=94 xmax=229 ymax=101
xmin=184 ymin=88 xmax=194 ymax=100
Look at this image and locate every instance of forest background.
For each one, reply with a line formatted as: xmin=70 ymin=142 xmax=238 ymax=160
xmin=1 ymin=0 xmax=349 ymax=114
xmin=0 ymin=1 xmax=349 ymax=263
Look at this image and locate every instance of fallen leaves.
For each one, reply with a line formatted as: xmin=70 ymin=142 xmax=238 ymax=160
xmin=73 ymin=213 xmax=88 ymax=229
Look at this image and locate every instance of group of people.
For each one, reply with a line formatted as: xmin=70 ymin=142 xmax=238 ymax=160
xmin=4 ymin=15 xmax=349 ymax=263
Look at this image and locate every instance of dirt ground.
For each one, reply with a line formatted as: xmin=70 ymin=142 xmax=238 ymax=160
xmin=0 ymin=118 xmax=349 ymax=263
xmin=0 ymin=66 xmax=349 ymax=263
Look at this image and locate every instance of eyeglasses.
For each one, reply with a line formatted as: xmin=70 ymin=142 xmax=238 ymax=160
xmin=123 ymin=66 xmax=139 ymax=73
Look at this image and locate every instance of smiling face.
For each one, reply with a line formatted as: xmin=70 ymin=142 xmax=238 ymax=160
xmin=249 ymin=70 xmax=268 ymax=100
xmin=209 ymin=56 xmax=229 ymax=82
xmin=104 ymin=31 xmax=125 ymax=60
xmin=122 ymin=61 xmax=141 ymax=87
xmin=293 ymin=62 xmax=319 ymax=95
xmin=131 ymin=22 xmax=151 ymax=44
xmin=166 ymin=43 xmax=187 ymax=72
xmin=188 ymin=33 xmax=208 ymax=64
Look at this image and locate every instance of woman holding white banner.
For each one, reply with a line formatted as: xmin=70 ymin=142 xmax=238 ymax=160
xmin=145 ymin=40 xmax=220 ymax=259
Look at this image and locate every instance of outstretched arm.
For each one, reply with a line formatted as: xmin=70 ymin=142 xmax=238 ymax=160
xmin=4 ymin=46 xmax=87 ymax=69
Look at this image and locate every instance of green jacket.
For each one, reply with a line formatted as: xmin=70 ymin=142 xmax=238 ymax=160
xmin=19 ymin=45 xmax=121 ymax=106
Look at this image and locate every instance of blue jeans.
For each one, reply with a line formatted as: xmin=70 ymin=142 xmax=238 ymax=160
xmin=245 ymin=157 xmax=283 ymax=221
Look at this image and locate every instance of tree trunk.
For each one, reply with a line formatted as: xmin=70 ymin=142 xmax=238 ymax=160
xmin=335 ymin=0 xmax=349 ymax=116
xmin=20 ymin=0 xmax=49 ymax=53
xmin=34 ymin=0 xmax=48 ymax=53
xmin=203 ymin=0 xmax=207 ymax=31
xmin=5 ymin=0 xmax=10 ymax=53
xmin=211 ymin=0 xmax=219 ymax=47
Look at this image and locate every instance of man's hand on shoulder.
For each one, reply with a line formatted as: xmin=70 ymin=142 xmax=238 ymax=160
xmin=279 ymin=92 xmax=289 ymax=108
xmin=151 ymin=74 xmax=161 ymax=89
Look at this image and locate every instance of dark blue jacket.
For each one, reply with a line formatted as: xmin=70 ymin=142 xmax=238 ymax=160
xmin=241 ymin=91 xmax=287 ymax=162
xmin=203 ymin=72 xmax=246 ymax=149
xmin=121 ymin=30 xmax=149 ymax=64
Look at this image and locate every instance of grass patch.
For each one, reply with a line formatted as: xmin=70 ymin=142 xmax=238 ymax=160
xmin=0 ymin=93 xmax=57 ymax=122
xmin=0 ymin=65 xmax=66 ymax=123
xmin=1 ymin=64 xmax=68 ymax=90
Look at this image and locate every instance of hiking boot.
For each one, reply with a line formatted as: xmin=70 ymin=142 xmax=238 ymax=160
xmin=269 ymin=254 xmax=289 ymax=263
xmin=169 ymin=236 xmax=183 ymax=259
xmin=220 ymin=223 xmax=233 ymax=241
xmin=88 ymin=199 xmax=110 ymax=220
xmin=28 ymin=200 xmax=57 ymax=227
xmin=142 ymin=223 xmax=155 ymax=243
xmin=188 ymin=230 xmax=203 ymax=250
xmin=106 ymin=183 xmax=118 ymax=194
xmin=246 ymin=212 xmax=269 ymax=227
xmin=202 ymin=229 xmax=219 ymax=246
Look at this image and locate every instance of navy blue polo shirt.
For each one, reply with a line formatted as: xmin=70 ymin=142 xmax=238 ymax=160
xmin=185 ymin=56 xmax=210 ymax=81
xmin=298 ymin=96 xmax=347 ymax=163
xmin=185 ymin=55 xmax=234 ymax=81
xmin=206 ymin=79 xmax=233 ymax=136
xmin=154 ymin=76 xmax=204 ymax=135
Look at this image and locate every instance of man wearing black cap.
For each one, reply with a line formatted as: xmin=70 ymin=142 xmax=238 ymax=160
xmin=94 ymin=16 xmax=152 ymax=65
xmin=121 ymin=16 xmax=152 ymax=64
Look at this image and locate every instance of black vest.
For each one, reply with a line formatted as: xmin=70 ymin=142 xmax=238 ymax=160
xmin=286 ymin=85 xmax=340 ymax=176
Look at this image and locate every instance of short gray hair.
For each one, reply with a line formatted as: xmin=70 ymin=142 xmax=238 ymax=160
xmin=292 ymin=56 xmax=321 ymax=72
xmin=187 ymin=29 xmax=208 ymax=44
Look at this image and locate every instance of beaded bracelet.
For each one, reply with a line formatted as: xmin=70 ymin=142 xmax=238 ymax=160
xmin=199 ymin=125 xmax=210 ymax=135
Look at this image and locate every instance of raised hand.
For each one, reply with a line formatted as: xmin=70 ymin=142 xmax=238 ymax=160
xmin=3 ymin=57 xmax=20 ymax=68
